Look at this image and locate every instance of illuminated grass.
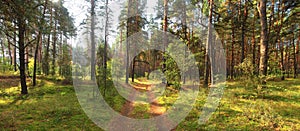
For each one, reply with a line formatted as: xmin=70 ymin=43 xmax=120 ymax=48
xmin=0 ymin=77 xmax=299 ymax=130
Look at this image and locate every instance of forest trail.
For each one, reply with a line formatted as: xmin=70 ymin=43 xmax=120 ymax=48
xmin=108 ymin=80 xmax=174 ymax=130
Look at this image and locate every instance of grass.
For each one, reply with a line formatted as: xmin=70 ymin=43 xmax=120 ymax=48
xmin=0 ymin=77 xmax=299 ymax=130
xmin=175 ymin=78 xmax=300 ymax=130
xmin=0 ymin=79 xmax=102 ymax=130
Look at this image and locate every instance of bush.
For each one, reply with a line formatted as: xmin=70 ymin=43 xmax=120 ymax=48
xmin=242 ymin=101 xmax=284 ymax=130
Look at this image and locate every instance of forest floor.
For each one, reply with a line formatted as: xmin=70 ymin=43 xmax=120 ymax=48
xmin=0 ymin=76 xmax=300 ymax=130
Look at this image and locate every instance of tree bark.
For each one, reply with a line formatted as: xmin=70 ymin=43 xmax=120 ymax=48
xmin=231 ymin=20 xmax=235 ymax=79
xmin=103 ymin=0 xmax=109 ymax=95
xmin=90 ymin=0 xmax=96 ymax=81
xmin=258 ymin=0 xmax=269 ymax=84
xmin=252 ymin=8 xmax=257 ymax=75
xmin=204 ymin=0 xmax=213 ymax=86
xmin=182 ymin=0 xmax=187 ymax=84
xmin=52 ymin=15 xmax=57 ymax=76
xmin=33 ymin=33 xmax=41 ymax=86
xmin=7 ymin=38 xmax=12 ymax=65
xmin=44 ymin=2 xmax=53 ymax=76
xmin=33 ymin=0 xmax=48 ymax=86
xmin=297 ymin=30 xmax=300 ymax=77
xmin=13 ymin=30 xmax=17 ymax=71
xmin=18 ymin=17 xmax=28 ymax=94
xmin=162 ymin=0 xmax=168 ymax=84
xmin=125 ymin=0 xmax=132 ymax=84
xmin=241 ymin=2 xmax=248 ymax=63
xmin=0 ymin=40 xmax=5 ymax=69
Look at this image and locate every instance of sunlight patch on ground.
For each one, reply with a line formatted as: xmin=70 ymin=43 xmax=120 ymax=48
xmin=0 ymin=99 xmax=11 ymax=104
xmin=4 ymin=86 xmax=20 ymax=94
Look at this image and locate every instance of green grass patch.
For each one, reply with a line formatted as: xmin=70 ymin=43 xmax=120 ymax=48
xmin=0 ymin=77 xmax=299 ymax=130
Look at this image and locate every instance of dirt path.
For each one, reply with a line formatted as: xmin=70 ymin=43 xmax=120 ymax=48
xmin=108 ymin=81 xmax=177 ymax=131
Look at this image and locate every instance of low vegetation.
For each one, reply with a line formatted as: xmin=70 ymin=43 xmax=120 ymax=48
xmin=0 ymin=77 xmax=299 ymax=130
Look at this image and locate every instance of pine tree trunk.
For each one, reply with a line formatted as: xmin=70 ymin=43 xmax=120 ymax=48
xmin=241 ymin=2 xmax=248 ymax=63
xmin=18 ymin=17 xmax=28 ymax=94
xmin=280 ymin=39 xmax=285 ymax=80
xmin=52 ymin=17 xmax=57 ymax=76
xmin=0 ymin=40 xmax=5 ymax=69
xmin=90 ymin=0 xmax=96 ymax=81
xmin=231 ymin=22 xmax=235 ymax=79
xmin=204 ymin=0 xmax=213 ymax=86
xmin=182 ymin=0 xmax=187 ymax=84
xmin=258 ymin=0 xmax=269 ymax=84
xmin=13 ymin=31 xmax=17 ymax=71
xmin=252 ymin=9 xmax=257 ymax=75
xmin=7 ymin=39 xmax=12 ymax=65
xmin=286 ymin=42 xmax=290 ymax=78
xmin=161 ymin=0 xmax=168 ymax=84
xmin=103 ymin=0 xmax=109 ymax=95
xmin=44 ymin=3 xmax=53 ymax=76
xmin=33 ymin=34 xmax=40 ymax=86
xmin=297 ymin=31 xmax=299 ymax=77
xmin=33 ymin=0 xmax=47 ymax=86
xmin=125 ymin=0 xmax=131 ymax=84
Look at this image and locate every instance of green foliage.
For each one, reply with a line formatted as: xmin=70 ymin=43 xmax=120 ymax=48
xmin=58 ymin=45 xmax=72 ymax=79
xmin=242 ymin=101 xmax=284 ymax=130
xmin=0 ymin=57 xmax=14 ymax=74
xmin=28 ymin=58 xmax=34 ymax=76
xmin=96 ymin=63 xmax=112 ymax=87
xmin=163 ymin=53 xmax=181 ymax=89
xmin=235 ymin=58 xmax=256 ymax=79
xmin=0 ymin=76 xmax=300 ymax=130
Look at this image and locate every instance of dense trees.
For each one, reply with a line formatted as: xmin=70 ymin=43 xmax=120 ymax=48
xmin=117 ymin=0 xmax=299 ymax=86
xmin=112 ymin=0 xmax=300 ymax=87
xmin=0 ymin=0 xmax=75 ymax=94
xmin=0 ymin=0 xmax=299 ymax=94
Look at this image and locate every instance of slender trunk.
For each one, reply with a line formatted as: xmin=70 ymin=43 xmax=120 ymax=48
xmin=268 ymin=0 xmax=275 ymax=48
xmin=297 ymin=31 xmax=300 ymax=77
xmin=59 ymin=31 xmax=63 ymax=76
xmin=252 ymin=9 xmax=257 ymax=74
xmin=0 ymin=40 xmax=5 ymax=69
xmin=163 ymin=0 xmax=168 ymax=61
xmin=45 ymin=35 xmax=50 ymax=75
xmin=132 ymin=57 xmax=135 ymax=82
xmin=119 ymin=29 xmax=123 ymax=57
xmin=161 ymin=0 xmax=168 ymax=84
xmin=13 ymin=31 xmax=17 ymax=71
xmin=125 ymin=0 xmax=132 ymax=84
xmin=258 ymin=0 xmax=269 ymax=81
xmin=204 ymin=0 xmax=213 ymax=86
xmin=182 ymin=0 xmax=187 ymax=84
xmin=91 ymin=0 xmax=96 ymax=81
xmin=231 ymin=22 xmax=235 ymax=79
xmin=278 ymin=1 xmax=285 ymax=80
xmin=44 ymin=3 xmax=53 ymax=76
xmin=33 ymin=0 xmax=48 ymax=86
xmin=280 ymin=40 xmax=285 ymax=80
xmin=163 ymin=0 xmax=168 ymax=36
xmin=18 ymin=17 xmax=28 ymax=94
xmin=38 ymin=34 xmax=42 ymax=65
xmin=286 ymin=41 xmax=290 ymax=78
xmin=229 ymin=0 xmax=235 ymax=79
xmin=52 ymin=17 xmax=57 ymax=76
xmin=241 ymin=2 xmax=248 ymax=63
xmin=25 ymin=47 xmax=29 ymax=76
xmin=33 ymin=34 xmax=40 ymax=86
xmin=292 ymin=35 xmax=297 ymax=78
xmin=7 ymin=39 xmax=12 ymax=65
xmin=103 ymin=0 xmax=109 ymax=95
xmin=131 ymin=0 xmax=140 ymax=83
